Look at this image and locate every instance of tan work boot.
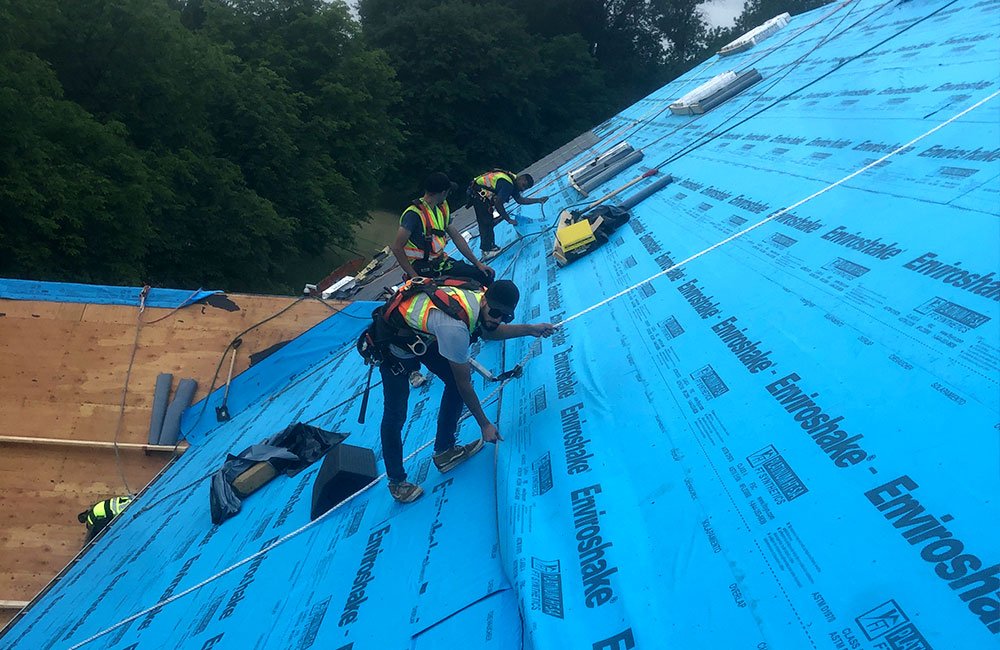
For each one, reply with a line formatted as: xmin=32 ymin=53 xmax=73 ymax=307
xmin=388 ymin=481 xmax=424 ymax=503
xmin=432 ymin=439 xmax=485 ymax=473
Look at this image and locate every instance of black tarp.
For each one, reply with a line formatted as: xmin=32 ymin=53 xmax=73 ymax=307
xmin=209 ymin=423 xmax=346 ymax=524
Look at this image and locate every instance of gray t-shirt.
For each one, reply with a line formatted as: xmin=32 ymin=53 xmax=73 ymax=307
xmin=389 ymin=300 xmax=481 ymax=363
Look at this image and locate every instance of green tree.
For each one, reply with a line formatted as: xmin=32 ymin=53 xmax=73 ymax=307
xmin=186 ymin=0 xmax=403 ymax=256
xmin=2 ymin=0 xmax=402 ymax=292
xmin=360 ymin=0 xmax=612 ymax=198
xmin=504 ymin=0 xmax=711 ymax=103
xmin=731 ymin=0 xmax=829 ymax=34
xmin=0 ymin=2 xmax=153 ymax=283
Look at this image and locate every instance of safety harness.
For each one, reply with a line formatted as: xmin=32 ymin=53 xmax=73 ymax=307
xmin=471 ymin=169 xmax=517 ymax=203
xmin=355 ymin=277 xmax=484 ymax=422
xmin=402 ymin=199 xmax=451 ymax=262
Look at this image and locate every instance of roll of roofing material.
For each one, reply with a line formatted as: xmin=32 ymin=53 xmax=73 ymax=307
xmin=694 ymin=69 xmax=763 ymax=114
xmin=158 ymin=378 xmax=197 ymax=446
xmin=147 ymin=373 xmax=173 ymax=445
xmin=718 ymin=13 xmax=790 ymax=57
xmin=617 ymin=174 xmax=675 ymax=211
xmin=578 ymin=150 xmax=645 ymax=194
xmin=571 ymin=144 xmax=635 ymax=187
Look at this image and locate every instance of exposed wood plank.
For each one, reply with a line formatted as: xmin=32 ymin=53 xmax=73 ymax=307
xmin=0 ymin=293 xmax=343 ymax=616
xmin=0 ymin=436 xmax=188 ymax=452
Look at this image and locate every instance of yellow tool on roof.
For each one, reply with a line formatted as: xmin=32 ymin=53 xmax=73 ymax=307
xmin=553 ymin=213 xmax=605 ymax=266
xmin=556 ymin=220 xmax=596 ymax=252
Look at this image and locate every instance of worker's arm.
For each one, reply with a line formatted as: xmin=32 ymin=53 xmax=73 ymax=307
xmin=492 ymin=196 xmax=514 ymax=225
xmin=449 ymin=360 xmax=501 ymax=442
xmin=446 ymin=223 xmax=494 ymax=278
xmin=389 ymin=226 xmax=420 ymax=279
xmin=481 ymin=322 xmax=556 ymax=341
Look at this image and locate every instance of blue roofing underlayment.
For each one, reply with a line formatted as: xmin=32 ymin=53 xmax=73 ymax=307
xmin=0 ymin=279 xmax=219 ymax=309
xmin=3 ymin=0 xmax=998 ymax=648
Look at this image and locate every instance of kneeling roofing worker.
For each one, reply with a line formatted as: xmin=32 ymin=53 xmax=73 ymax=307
xmin=390 ymin=172 xmax=495 ymax=285
xmin=466 ymin=169 xmax=549 ymax=260
xmin=377 ymin=278 xmax=554 ymax=503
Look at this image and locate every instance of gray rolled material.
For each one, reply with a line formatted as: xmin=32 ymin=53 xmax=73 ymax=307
xmin=696 ymin=69 xmax=762 ymax=113
xmin=147 ymin=373 xmax=173 ymax=445
xmin=158 ymin=378 xmax=198 ymax=446
xmin=573 ymin=145 xmax=634 ymax=186
xmin=618 ymin=174 xmax=675 ymax=211
xmin=579 ymin=150 xmax=645 ymax=194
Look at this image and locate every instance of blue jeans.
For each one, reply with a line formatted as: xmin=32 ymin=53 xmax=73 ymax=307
xmin=379 ymin=342 xmax=465 ymax=483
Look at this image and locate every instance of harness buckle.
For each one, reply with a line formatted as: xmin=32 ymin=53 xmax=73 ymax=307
xmin=406 ymin=336 xmax=428 ymax=356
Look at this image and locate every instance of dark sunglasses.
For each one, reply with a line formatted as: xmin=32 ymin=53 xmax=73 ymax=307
xmin=488 ymin=308 xmax=514 ymax=323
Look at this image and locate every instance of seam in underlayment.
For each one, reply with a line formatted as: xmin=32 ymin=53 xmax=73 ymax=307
xmin=63 ymin=88 xmax=998 ymax=650
xmin=560 ymin=89 xmax=1000 ymax=328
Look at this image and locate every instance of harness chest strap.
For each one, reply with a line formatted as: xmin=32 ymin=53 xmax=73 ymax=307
xmin=474 ymin=170 xmax=516 ymax=201
xmin=402 ymin=199 xmax=450 ymax=261
xmin=380 ymin=278 xmax=482 ymax=343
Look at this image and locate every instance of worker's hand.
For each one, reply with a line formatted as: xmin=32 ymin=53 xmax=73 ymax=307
xmin=481 ymin=422 xmax=503 ymax=443
xmin=540 ymin=196 xmax=550 ymax=204
xmin=477 ymin=262 xmax=496 ymax=280
xmin=530 ymin=323 xmax=557 ymax=338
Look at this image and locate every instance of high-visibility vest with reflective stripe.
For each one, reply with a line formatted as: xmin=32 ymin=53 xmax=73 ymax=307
xmin=401 ymin=199 xmax=450 ymax=261
xmin=473 ymin=170 xmax=516 ymax=201
xmin=86 ymin=496 xmax=131 ymax=528
xmin=399 ymin=287 xmax=482 ymax=335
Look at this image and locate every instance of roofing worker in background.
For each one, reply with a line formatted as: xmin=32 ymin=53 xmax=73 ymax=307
xmin=376 ymin=278 xmax=554 ymax=503
xmin=78 ymin=495 xmax=131 ymax=543
xmin=390 ymin=172 xmax=494 ymax=285
xmin=467 ymin=170 xmax=549 ymax=260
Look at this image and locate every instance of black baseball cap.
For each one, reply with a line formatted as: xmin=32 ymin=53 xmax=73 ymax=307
xmin=424 ymin=172 xmax=458 ymax=193
xmin=485 ymin=280 xmax=519 ymax=318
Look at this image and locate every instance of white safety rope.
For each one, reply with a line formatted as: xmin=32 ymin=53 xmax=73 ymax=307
xmin=560 ymin=90 xmax=1000 ymax=327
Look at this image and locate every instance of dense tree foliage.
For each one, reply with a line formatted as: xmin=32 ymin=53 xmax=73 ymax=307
xmin=1 ymin=0 xmax=828 ymax=292
xmin=360 ymin=0 xmax=719 ymax=196
xmin=1 ymin=0 xmax=399 ymax=291
xmin=359 ymin=0 xmax=617 ymax=194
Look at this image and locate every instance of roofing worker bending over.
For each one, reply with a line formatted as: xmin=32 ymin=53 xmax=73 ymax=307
xmin=391 ymin=172 xmax=494 ymax=285
xmin=78 ymin=495 xmax=131 ymax=544
xmin=377 ymin=278 xmax=554 ymax=503
xmin=467 ymin=170 xmax=549 ymax=260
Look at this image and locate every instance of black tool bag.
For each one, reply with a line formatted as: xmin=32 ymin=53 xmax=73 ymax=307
xmin=356 ymin=306 xmax=389 ymax=367
xmin=581 ymin=204 xmax=631 ymax=235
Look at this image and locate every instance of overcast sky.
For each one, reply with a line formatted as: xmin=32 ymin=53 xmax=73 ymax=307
xmin=699 ymin=0 xmax=746 ymax=28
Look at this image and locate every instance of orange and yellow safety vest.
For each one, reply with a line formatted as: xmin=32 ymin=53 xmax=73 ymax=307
xmin=397 ymin=284 xmax=481 ymax=335
xmin=473 ymin=170 xmax=517 ymax=202
xmin=401 ymin=199 xmax=450 ymax=261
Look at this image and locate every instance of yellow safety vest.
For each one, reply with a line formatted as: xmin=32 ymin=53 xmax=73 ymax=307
xmin=398 ymin=286 xmax=482 ymax=335
xmin=473 ymin=170 xmax=517 ymax=202
xmin=85 ymin=496 xmax=131 ymax=528
xmin=401 ymin=199 xmax=450 ymax=261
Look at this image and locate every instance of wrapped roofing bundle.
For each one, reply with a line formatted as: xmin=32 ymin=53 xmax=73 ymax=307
xmin=669 ymin=69 xmax=763 ymax=115
xmin=718 ymin=12 xmax=791 ymax=57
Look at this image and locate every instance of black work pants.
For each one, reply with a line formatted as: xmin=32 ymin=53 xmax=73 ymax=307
xmin=471 ymin=197 xmax=499 ymax=251
xmin=378 ymin=342 xmax=466 ymax=483
xmin=412 ymin=257 xmax=491 ymax=286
